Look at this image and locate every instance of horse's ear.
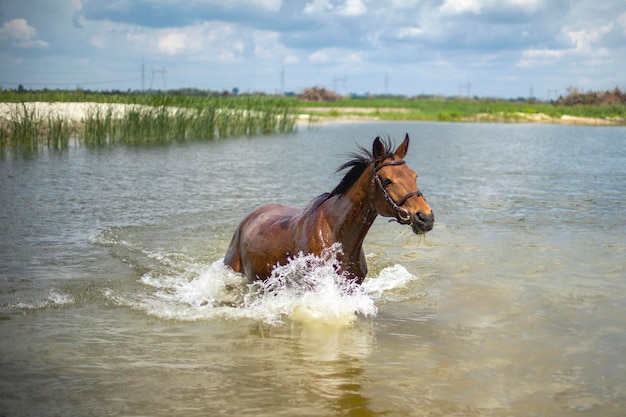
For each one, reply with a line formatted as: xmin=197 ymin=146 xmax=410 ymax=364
xmin=394 ymin=133 xmax=410 ymax=159
xmin=372 ymin=136 xmax=385 ymax=162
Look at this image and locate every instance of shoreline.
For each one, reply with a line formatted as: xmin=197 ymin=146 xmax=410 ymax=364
xmin=299 ymin=106 xmax=625 ymax=126
xmin=1 ymin=101 xmax=624 ymax=127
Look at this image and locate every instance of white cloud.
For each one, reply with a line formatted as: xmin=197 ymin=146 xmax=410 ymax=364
xmin=619 ymin=13 xmax=626 ymax=35
xmin=337 ymin=0 xmax=367 ymax=16
xmin=439 ymin=0 xmax=482 ymax=15
xmin=518 ymin=23 xmax=614 ymax=68
xmin=518 ymin=48 xmax=565 ymax=67
xmin=439 ymin=0 xmax=543 ymax=16
xmin=252 ymin=30 xmax=292 ymax=60
xmin=221 ymin=0 xmax=282 ymax=12
xmin=158 ymin=32 xmax=187 ymax=55
xmin=304 ymin=0 xmax=367 ymax=17
xmin=248 ymin=0 xmax=282 ymax=12
xmin=566 ymin=23 xmax=613 ymax=53
xmin=503 ymin=0 xmax=542 ymax=13
xmin=340 ymin=51 xmax=364 ymax=64
xmin=309 ymin=47 xmax=363 ymax=65
xmin=0 ymin=18 xmax=49 ymax=48
xmin=304 ymin=0 xmax=334 ymax=15
xmin=309 ymin=48 xmax=332 ymax=63
xmin=1 ymin=0 xmax=623 ymax=96
xmin=396 ymin=26 xmax=424 ymax=39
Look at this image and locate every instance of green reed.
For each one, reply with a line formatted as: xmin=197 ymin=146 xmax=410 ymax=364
xmin=82 ymin=101 xmax=297 ymax=145
xmin=1 ymin=94 xmax=297 ymax=150
xmin=45 ymin=114 xmax=73 ymax=148
xmin=0 ymin=103 xmax=75 ymax=151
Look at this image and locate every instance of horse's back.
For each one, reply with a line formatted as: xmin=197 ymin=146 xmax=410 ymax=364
xmin=224 ymin=203 xmax=302 ymax=280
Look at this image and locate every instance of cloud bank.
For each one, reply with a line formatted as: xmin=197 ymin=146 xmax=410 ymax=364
xmin=0 ymin=0 xmax=623 ymax=98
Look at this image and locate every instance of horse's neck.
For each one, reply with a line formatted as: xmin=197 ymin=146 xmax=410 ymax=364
xmin=327 ymin=165 xmax=378 ymax=257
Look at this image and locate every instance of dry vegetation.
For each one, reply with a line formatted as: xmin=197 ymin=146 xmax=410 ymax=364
xmin=556 ymin=87 xmax=626 ymax=106
xmin=299 ymin=87 xmax=341 ymax=102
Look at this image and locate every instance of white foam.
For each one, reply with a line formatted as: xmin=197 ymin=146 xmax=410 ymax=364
xmin=103 ymin=243 xmax=419 ymax=325
xmin=243 ymin=243 xmax=377 ymax=325
xmin=363 ymin=264 xmax=419 ymax=300
xmin=13 ymin=288 xmax=76 ymax=311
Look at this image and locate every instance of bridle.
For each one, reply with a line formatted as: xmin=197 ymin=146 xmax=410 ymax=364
xmin=372 ymin=159 xmax=423 ymax=224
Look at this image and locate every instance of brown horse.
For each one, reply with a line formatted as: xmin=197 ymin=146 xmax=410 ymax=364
xmin=224 ymin=134 xmax=434 ymax=284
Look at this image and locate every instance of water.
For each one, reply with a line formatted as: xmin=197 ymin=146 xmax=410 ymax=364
xmin=1 ymin=122 xmax=625 ymax=416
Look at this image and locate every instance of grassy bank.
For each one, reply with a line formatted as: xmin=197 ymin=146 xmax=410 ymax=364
xmin=0 ymin=91 xmax=298 ymax=150
xmin=297 ymin=96 xmax=626 ymax=124
xmin=2 ymin=89 xmax=624 ymax=151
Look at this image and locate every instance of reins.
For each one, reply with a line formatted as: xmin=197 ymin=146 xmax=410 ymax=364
xmin=372 ymin=160 xmax=422 ymax=224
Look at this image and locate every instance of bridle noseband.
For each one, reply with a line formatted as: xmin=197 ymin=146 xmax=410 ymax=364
xmin=372 ymin=160 xmax=423 ymax=224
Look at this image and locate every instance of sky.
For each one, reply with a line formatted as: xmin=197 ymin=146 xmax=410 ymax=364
xmin=0 ymin=0 xmax=624 ymax=99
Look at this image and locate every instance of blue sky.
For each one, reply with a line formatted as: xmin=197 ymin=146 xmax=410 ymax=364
xmin=0 ymin=0 xmax=624 ymax=98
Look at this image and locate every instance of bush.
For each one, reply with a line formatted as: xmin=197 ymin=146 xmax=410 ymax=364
xmin=557 ymin=87 xmax=626 ymax=106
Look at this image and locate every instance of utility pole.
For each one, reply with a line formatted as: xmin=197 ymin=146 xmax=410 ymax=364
xmin=546 ymin=88 xmax=559 ymax=101
xmin=150 ymin=67 xmax=167 ymax=90
xmin=280 ymin=66 xmax=285 ymax=95
xmin=141 ymin=59 xmax=145 ymax=91
xmin=384 ymin=73 xmax=389 ymax=95
xmin=333 ymin=76 xmax=347 ymax=96
xmin=458 ymin=79 xmax=471 ymax=97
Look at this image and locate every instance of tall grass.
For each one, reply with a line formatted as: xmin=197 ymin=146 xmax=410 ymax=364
xmin=0 ymin=93 xmax=298 ymax=150
xmin=0 ymin=103 xmax=76 ymax=151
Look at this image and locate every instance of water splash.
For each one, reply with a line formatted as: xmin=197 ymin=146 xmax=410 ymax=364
xmin=12 ymin=288 xmax=76 ymax=311
xmin=243 ymin=243 xmax=377 ymax=325
xmin=101 ymin=241 xmax=419 ymax=325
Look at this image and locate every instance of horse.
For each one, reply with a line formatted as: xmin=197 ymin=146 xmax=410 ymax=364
xmin=224 ymin=134 xmax=434 ymax=284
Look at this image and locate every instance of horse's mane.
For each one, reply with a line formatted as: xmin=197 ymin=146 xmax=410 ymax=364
xmin=307 ymin=137 xmax=395 ymax=212
xmin=330 ymin=137 xmax=394 ymax=197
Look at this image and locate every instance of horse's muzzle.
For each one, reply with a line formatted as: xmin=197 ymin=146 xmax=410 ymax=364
xmin=410 ymin=211 xmax=434 ymax=234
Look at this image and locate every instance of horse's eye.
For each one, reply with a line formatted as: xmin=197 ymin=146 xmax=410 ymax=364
xmin=383 ymin=178 xmax=393 ymax=187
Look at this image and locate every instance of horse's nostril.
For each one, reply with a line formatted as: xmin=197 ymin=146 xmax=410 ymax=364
xmin=417 ymin=211 xmax=432 ymax=222
xmin=412 ymin=211 xmax=434 ymax=233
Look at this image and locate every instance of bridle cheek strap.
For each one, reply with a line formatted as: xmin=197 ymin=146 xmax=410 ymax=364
xmin=372 ymin=160 xmax=423 ymax=225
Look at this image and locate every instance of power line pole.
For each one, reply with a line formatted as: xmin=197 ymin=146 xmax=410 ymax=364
xmin=458 ymin=79 xmax=471 ymax=97
xmin=150 ymin=67 xmax=167 ymax=90
xmin=546 ymin=88 xmax=558 ymax=101
xmin=141 ymin=59 xmax=145 ymax=91
xmin=280 ymin=66 xmax=285 ymax=95
xmin=384 ymin=73 xmax=389 ymax=95
xmin=333 ymin=76 xmax=347 ymax=96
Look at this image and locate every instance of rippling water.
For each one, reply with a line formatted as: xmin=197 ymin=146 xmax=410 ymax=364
xmin=1 ymin=122 xmax=625 ymax=416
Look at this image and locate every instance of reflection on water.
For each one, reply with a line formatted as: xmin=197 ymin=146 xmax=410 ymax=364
xmin=1 ymin=122 xmax=626 ymax=416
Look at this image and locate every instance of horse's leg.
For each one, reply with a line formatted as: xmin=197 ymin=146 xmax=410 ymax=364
xmin=223 ymin=229 xmax=242 ymax=273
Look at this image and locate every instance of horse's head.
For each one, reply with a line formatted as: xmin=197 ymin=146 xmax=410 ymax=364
xmin=371 ymin=134 xmax=434 ymax=234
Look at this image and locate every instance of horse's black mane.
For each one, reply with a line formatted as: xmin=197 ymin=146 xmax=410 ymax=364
xmin=307 ymin=137 xmax=395 ymax=212
xmin=305 ymin=137 xmax=396 ymax=212
xmin=330 ymin=137 xmax=394 ymax=197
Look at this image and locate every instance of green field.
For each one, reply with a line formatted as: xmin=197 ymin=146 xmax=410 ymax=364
xmin=297 ymin=96 xmax=626 ymax=123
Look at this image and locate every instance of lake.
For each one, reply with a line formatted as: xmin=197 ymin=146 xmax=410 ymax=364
xmin=1 ymin=121 xmax=625 ymax=416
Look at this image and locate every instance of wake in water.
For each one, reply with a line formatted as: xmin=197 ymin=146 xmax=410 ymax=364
xmin=102 ymin=240 xmax=419 ymax=325
xmin=7 ymin=227 xmax=420 ymax=323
